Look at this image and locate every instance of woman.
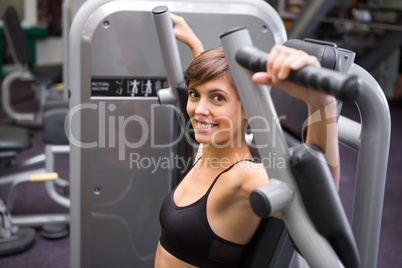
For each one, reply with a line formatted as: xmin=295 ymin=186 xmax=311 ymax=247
xmin=155 ymin=15 xmax=339 ymax=268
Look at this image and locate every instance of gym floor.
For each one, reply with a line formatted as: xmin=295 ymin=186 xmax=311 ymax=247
xmin=0 ymin=80 xmax=401 ymax=267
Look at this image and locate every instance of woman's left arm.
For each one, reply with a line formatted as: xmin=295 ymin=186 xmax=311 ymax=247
xmin=252 ymin=45 xmax=340 ymax=188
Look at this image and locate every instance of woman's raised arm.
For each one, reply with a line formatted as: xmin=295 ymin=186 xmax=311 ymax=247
xmin=170 ymin=13 xmax=204 ymax=58
xmin=252 ymin=45 xmax=340 ymax=188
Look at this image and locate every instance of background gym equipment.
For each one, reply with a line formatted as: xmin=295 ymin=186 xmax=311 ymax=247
xmin=62 ymin=0 xmax=88 ymax=101
xmin=0 ymin=171 xmax=60 ymax=255
xmin=0 ymin=2 xmax=75 ymax=256
xmin=0 ymin=120 xmax=69 ymax=255
xmin=69 ymin=0 xmax=390 ymax=267
xmin=1 ymin=6 xmax=63 ymax=128
xmin=0 ymin=121 xmax=70 ymax=253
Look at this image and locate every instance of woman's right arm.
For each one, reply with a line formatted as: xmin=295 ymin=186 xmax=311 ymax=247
xmin=252 ymin=45 xmax=340 ymax=188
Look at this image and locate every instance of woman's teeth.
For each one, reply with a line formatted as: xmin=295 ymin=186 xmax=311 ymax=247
xmin=197 ymin=121 xmax=215 ymax=128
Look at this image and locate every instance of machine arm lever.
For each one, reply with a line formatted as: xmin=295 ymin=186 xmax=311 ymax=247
xmin=235 ymin=45 xmax=362 ymax=102
xmin=290 ymin=144 xmax=361 ymax=268
xmin=152 ymin=5 xmax=187 ymax=110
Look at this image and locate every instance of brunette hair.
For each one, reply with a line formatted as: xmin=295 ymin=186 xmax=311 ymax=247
xmin=185 ymin=46 xmax=235 ymax=89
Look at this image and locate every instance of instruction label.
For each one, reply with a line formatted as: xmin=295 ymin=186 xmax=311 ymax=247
xmin=91 ymin=78 xmax=169 ymax=97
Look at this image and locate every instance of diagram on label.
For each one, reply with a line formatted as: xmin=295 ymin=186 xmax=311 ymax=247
xmin=92 ymin=77 xmax=168 ymax=97
xmin=128 ymin=79 xmax=141 ymax=96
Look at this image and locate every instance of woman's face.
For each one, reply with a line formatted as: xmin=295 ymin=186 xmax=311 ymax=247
xmin=187 ymin=77 xmax=247 ymax=147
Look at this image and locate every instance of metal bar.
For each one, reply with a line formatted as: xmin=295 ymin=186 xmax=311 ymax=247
xmin=68 ymin=1 xmax=115 ymax=267
xmin=0 ymin=153 xmax=45 ymax=176
xmin=50 ymin=145 xmax=70 ymax=154
xmin=0 ymin=168 xmax=47 ymax=186
xmin=45 ymin=145 xmax=70 ymax=208
xmin=1 ymin=70 xmax=36 ymax=121
xmin=152 ymin=5 xmax=184 ymax=109
xmin=288 ymin=0 xmax=337 ymax=39
xmin=355 ymin=15 xmax=402 ymax=71
xmin=338 ymin=115 xmax=361 ymax=151
xmin=62 ymin=0 xmax=70 ymax=101
xmin=11 ymin=214 xmax=70 ymax=227
xmin=332 ymin=5 xmax=402 ymax=14
xmin=6 ymin=176 xmax=31 ymax=212
xmin=348 ymin=64 xmax=391 ymax=268
xmin=318 ymin=17 xmax=402 ymax=32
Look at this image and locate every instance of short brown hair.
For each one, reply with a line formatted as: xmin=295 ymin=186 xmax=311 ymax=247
xmin=185 ymin=46 xmax=235 ymax=89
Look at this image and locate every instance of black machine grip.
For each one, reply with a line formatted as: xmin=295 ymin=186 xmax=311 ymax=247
xmin=235 ymin=45 xmax=362 ymax=102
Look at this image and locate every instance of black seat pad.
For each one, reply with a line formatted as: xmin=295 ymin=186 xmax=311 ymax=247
xmin=32 ymin=64 xmax=63 ymax=82
xmin=0 ymin=126 xmax=31 ymax=151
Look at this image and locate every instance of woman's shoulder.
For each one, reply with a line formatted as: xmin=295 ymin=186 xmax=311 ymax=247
xmin=231 ymin=160 xmax=269 ymax=194
xmin=232 ymin=160 xmax=266 ymax=175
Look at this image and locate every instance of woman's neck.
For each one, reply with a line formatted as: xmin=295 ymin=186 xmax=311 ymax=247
xmin=198 ymin=140 xmax=252 ymax=169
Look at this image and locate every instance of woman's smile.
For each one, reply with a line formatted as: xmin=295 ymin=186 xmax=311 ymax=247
xmin=193 ymin=119 xmax=219 ymax=132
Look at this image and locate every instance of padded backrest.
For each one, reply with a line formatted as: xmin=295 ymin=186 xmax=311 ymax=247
xmin=239 ymin=217 xmax=294 ymax=268
xmin=291 ymin=144 xmax=361 ymax=267
xmin=3 ymin=6 xmax=32 ymax=66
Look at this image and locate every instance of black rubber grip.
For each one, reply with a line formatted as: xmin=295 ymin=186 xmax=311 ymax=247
xmin=250 ymin=188 xmax=272 ymax=218
xmin=235 ymin=45 xmax=362 ymax=102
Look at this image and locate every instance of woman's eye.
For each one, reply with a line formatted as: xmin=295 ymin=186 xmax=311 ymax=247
xmin=213 ymin=95 xmax=225 ymax=102
xmin=189 ymin=92 xmax=198 ymax=98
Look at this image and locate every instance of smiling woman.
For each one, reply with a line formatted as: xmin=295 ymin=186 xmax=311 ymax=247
xmin=185 ymin=47 xmax=247 ymax=148
xmin=155 ymin=46 xmax=266 ymax=268
xmin=154 ymin=14 xmax=340 ymax=268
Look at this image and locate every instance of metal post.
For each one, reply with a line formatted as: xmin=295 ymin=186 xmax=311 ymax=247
xmin=348 ymin=63 xmax=391 ymax=268
xmin=45 ymin=145 xmax=70 ymax=208
xmin=288 ymin=0 xmax=336 ymax=39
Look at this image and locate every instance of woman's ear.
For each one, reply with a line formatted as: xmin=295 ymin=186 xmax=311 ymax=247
xmin=244 ymin=119 xmax=252 ymax=134
xmin=241 ymin=105 xmax=248 ymax=121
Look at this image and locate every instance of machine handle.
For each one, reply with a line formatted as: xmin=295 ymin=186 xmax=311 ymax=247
xmin=235 ymin=45 xmax=362 ymax=102
xmin=151 ymin=5 xmax=186 ymax=102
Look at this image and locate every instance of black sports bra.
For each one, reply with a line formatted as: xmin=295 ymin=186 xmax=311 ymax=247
xmin=159 ymin=158 xmax=254 ymax=268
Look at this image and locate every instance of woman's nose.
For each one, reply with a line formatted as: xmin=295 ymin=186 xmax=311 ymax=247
xmin=194 ymin=98 xmax=210 ymax=116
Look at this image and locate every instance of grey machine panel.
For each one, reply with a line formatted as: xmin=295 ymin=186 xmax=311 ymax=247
xmin=69 ymin=1 xmax=286 ymax=267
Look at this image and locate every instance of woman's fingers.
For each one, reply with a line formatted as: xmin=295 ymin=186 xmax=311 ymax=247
xmin=268 ymin=46 xmax=321 ymax=75
xmin=252 ymin=72 xmax=272 ymax=84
